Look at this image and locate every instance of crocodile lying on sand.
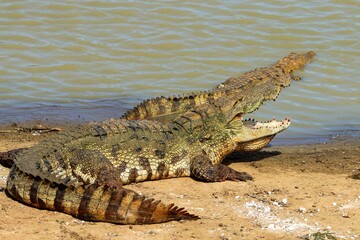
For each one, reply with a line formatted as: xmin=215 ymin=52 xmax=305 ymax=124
xmin=2 ymin=51 xmax=315 ymax=224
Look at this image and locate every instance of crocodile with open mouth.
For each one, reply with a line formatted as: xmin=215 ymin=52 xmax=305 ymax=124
xmin=3 ymin=51 xmax=315 ymax=224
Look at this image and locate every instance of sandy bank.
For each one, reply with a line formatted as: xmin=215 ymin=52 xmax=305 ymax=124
xmin=0 ymin=123 xmax=359 ymax=240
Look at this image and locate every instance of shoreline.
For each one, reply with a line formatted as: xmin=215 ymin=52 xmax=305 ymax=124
xmin=0 ymin=123 xmax=359 ymax=239
xmin=1 ymin=98 xmax=359 ymax=146
xmin=0 ymin=118 xmax=359 ymax=146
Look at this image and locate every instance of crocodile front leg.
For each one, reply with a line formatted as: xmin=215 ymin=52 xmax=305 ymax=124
xmin=190 ymin=154 xmax=253 ymax=182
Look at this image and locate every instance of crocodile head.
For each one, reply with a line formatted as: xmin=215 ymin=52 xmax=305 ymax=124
xmin=215 ymin=70 xmax=293 ymax=152
xmin=174 ymin=51 xmax=315 ymax=153
xmin=216 ymin=51 xmax=315 ymax=151
xmin=217 ymin=71 xmax=294 ymax=151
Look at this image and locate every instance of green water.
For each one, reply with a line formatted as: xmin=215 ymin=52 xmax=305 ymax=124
xmin=0 ymin=0 xmax=359 ymax=143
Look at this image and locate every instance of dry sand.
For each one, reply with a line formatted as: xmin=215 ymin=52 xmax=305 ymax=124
xmin=0 ymin=123 xmax=359 ymax=240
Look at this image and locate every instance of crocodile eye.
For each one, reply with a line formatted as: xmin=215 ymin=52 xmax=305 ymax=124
xmin=230 ymin=113 xmax=243 ymax=123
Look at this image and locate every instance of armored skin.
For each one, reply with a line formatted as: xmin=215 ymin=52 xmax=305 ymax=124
xmin=3 ymin=51 xmax=315 ymax=224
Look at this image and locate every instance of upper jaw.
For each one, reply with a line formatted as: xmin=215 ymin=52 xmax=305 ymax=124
xmin=231 ymin=116 xmax=291 ymax=143
xmin=243 ymin=116 xmax=291 ymax=132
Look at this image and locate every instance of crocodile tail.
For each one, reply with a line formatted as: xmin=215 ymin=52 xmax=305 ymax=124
xmin=6 ymin=166 xmax=199 ymax=224
xmin=274 ymin=51 xmax=316 ymax=73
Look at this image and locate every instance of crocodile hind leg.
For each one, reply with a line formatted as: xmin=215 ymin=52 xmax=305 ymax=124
xmin=190 ymin=154 xmax=253 ymax=182
xmin=69 ymin=149 xmax=124 ymax=189
xmin=0 ymin=148 xmax=28 ymax=168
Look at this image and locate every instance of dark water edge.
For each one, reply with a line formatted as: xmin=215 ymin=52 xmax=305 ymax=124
xmin=0 ymin=99 xmax=132 ymax=125
xmin=0 ymin=99 xmax=359 ymax=146
xmin=270 ymin=131 xmax=360 ymax=146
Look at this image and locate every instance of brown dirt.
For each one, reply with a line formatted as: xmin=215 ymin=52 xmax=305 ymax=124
xmin=0 ymin=123 xmax=359 ymax=240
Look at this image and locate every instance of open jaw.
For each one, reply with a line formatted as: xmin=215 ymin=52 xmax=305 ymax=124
xmin=234 ymin=116 xmax=291 ymax=152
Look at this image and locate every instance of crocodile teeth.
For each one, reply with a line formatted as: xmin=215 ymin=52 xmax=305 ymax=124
xmin=250 ymin=116 xmax=291 ymax=129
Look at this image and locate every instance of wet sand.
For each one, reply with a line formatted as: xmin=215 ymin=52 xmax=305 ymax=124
xmin=0 ymin=123 xmax=359 ymax=240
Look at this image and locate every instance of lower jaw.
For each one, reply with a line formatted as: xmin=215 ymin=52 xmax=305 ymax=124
xmin=234 ymin=135 xmax=276 ymax=152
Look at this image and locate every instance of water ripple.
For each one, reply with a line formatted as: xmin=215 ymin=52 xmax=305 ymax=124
xmin=0 ymin=0 xmax=359 ymax=140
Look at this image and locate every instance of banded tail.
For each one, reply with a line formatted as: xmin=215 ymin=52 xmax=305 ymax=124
xmin=6 ymin=166 xmax=199 ymax=224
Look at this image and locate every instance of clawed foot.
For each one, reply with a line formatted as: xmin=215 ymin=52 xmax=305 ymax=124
xmin=97 ymin=168 xmax=123 ymax=190
xmin=229 ymin=171 xmax=254 ymax=182
xmin=190 ymin=155 xmax=254 ymax=182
